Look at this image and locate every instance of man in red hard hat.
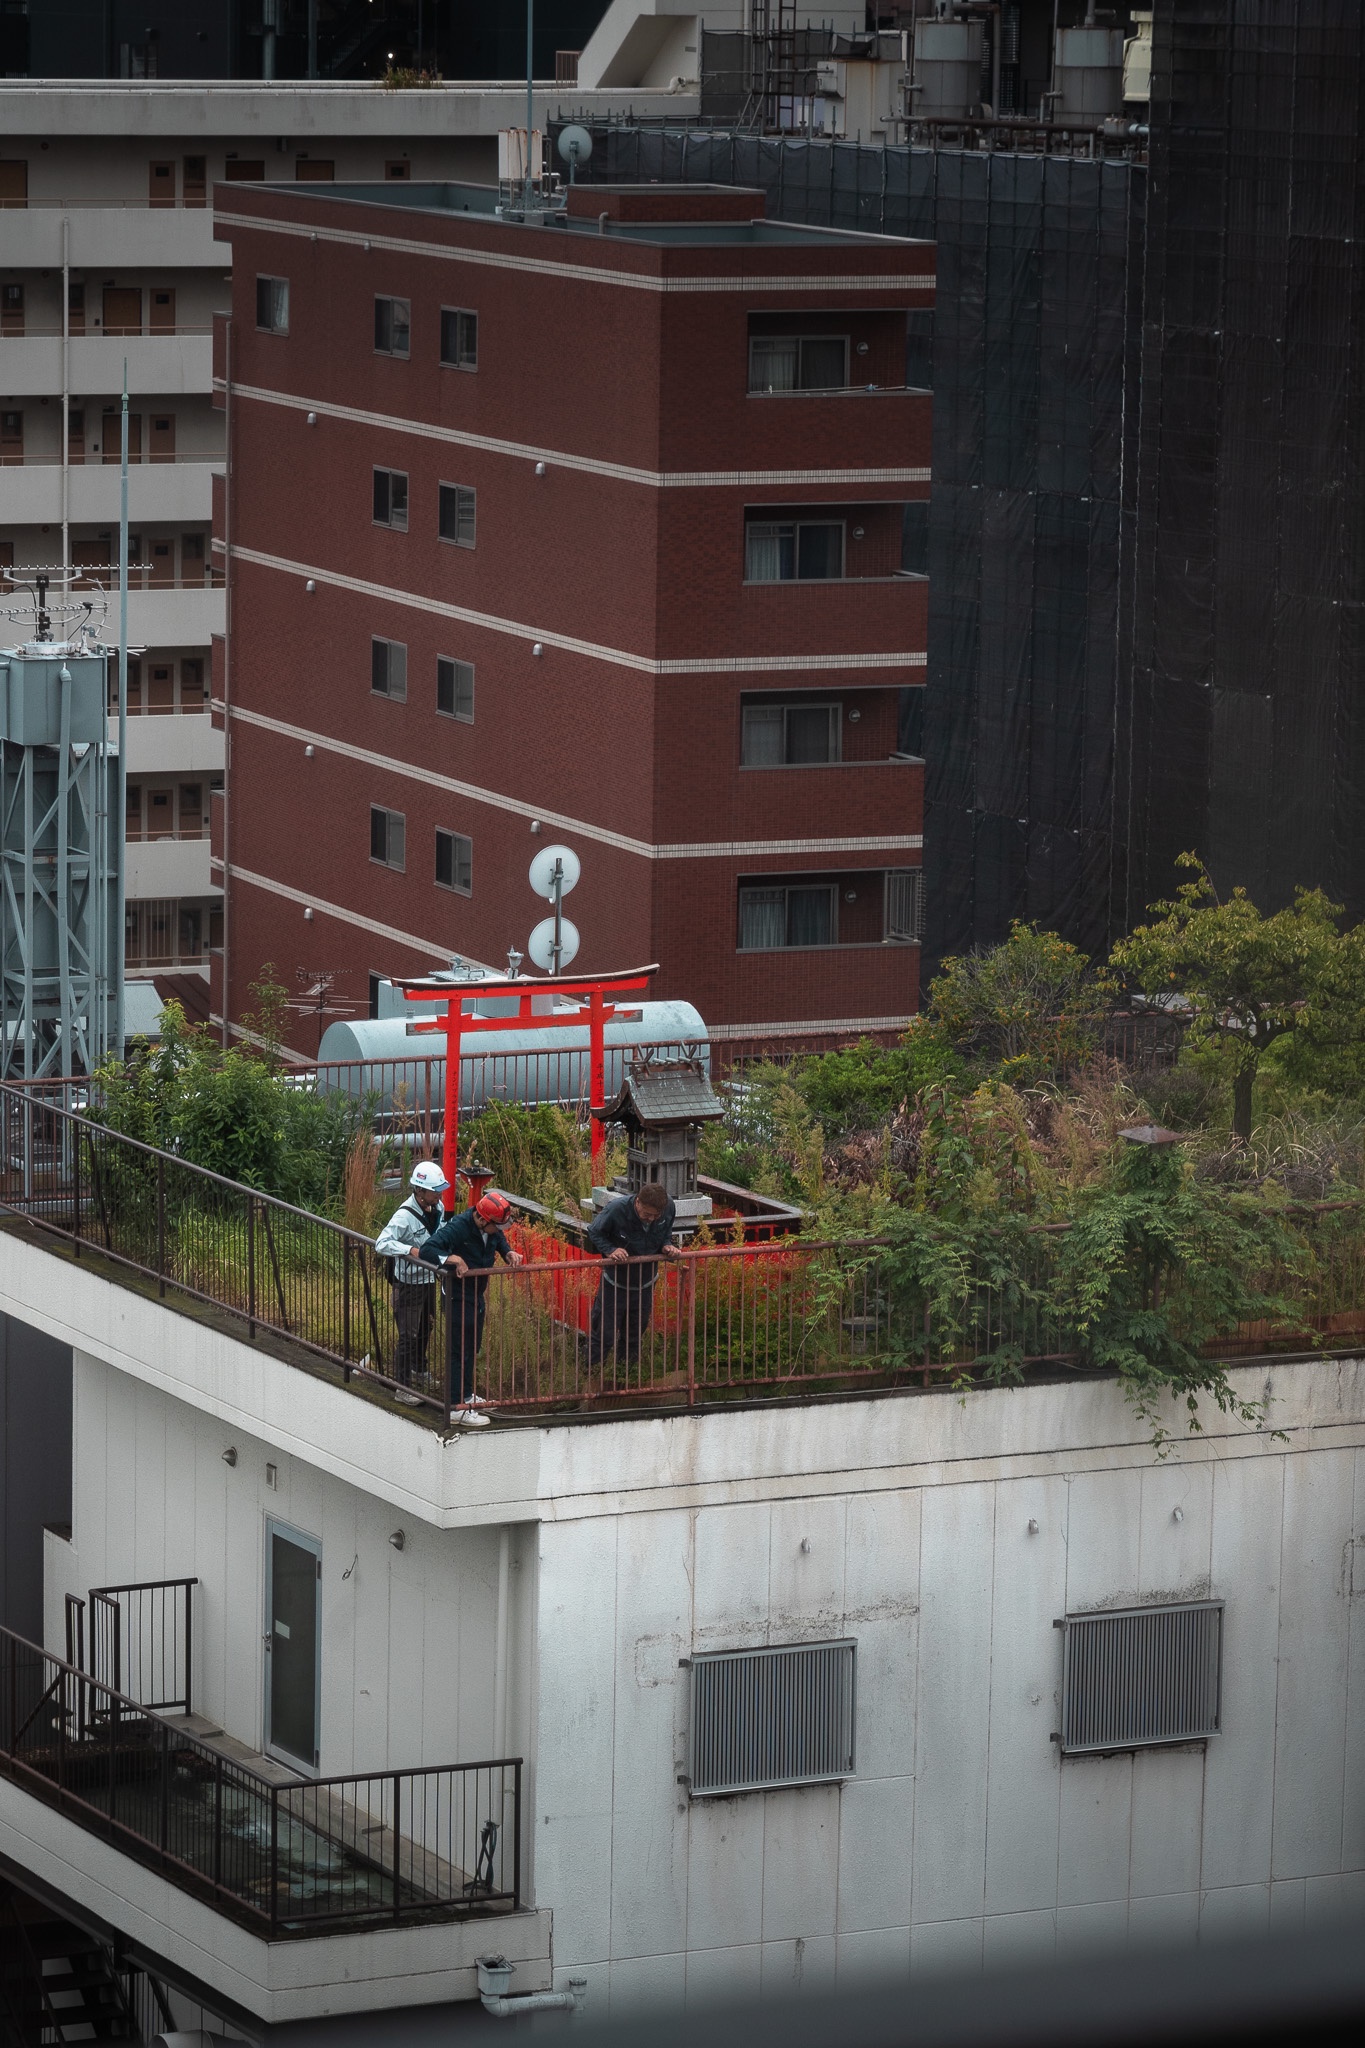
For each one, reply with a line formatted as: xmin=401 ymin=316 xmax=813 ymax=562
xmin=417 ymin=1187 xmax=524 ymax=1426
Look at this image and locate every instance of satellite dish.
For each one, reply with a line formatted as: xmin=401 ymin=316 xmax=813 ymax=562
xmin=557 ymin=125 xmax=593 ymax=169
xmin=528 ymin=916 xmax=580 ymax=972
xmin=528 ymin=843 xmax=581 ymax=901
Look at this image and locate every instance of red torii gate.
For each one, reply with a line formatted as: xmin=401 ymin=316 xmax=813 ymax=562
xmin=395 ymin=964 xmax=658 ymax=1210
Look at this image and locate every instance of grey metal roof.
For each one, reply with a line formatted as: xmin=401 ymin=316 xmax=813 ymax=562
xmin=593 ymin=1060 xmax=723 ymax=1126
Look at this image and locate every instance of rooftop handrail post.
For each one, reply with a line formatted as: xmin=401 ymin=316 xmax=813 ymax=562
xmin=685 ymin=1253 xmax=697 ymax=1406
xmin=513 ymin=1759 xmax=522 ymax=1906
xmin=156 ymin=1149 xmax=166 ymax=1297
xmin=269 ymin=1782 xmax=280 ymax=1937
xmin=442 ymin=1274 xmax=453 ymax=1428
xmin=392 ymin=1771 xmax=402 ymax=1920
xmin=182 ymin=1579 xmax=193 ymax=1718
xmin=247 ymin=1192 xmax=257 ymax=1337
xmin=158 ymin=1719 xmax=170 ymax=1854
xmin=342 ymin=1235 xmax=352 ymax=1377
xmin=212 ymin=1753 xmax=223 ymax=1891
xmin=72 ymin=1108 xmax=82 ymax=1256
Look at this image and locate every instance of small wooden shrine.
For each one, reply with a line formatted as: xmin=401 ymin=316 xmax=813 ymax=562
xmin=590 ymin=1055 xmax=723 ymax=1203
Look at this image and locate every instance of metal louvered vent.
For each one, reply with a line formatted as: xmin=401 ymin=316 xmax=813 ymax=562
xmin=1059 ymin=1602 xmax=1223 ymax=1756
xmin=688 ymin=1640 xmax=856 ymax=1797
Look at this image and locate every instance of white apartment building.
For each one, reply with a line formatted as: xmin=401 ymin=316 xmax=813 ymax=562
xmin=0 ymin=77 xmax=697 ymax=1007
xmin=0 ymin=1197 xmax=1361 ymax=2029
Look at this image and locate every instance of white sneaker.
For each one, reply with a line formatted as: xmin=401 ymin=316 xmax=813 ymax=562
xmin=457 ymin=1406 xmax=491 ymax=1428
xmin=465 ymin=1393 xmax=489 ymax=1407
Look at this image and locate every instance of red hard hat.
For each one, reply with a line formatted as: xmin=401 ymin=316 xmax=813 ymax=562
xmin=473 ymin=1190 xmax=511 ymax=1226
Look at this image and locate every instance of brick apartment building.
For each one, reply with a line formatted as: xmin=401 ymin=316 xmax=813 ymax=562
xmin=210 ymin=178 xmax=932 ymax=1049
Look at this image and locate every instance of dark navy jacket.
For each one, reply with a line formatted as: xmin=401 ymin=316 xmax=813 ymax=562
xmin=588 ymin=1193 xmax=677 ymax=1283
xmin=417 ymin=1209 xmax=514 ymax=1307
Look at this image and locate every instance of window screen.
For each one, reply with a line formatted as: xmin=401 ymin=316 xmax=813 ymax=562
xmin=439 ymin=483 xmax=476 ymax=548
xmin=370 ymin=806 xmax=405 ymax=871
xmin=441 ymin=307 xmax=478 ymax=368
xmin=745 ymin=519 xmax=844 ymax=582
xmin=749 ymin=335 xmax=849 ymax=393
xmin=689 ymin=1641 xmax=856 ymax=1797
xmin=435 ymin=828 xmax=473 ymax=894
xmin=371 ymin=637 xmax=407 ymax=700
xmin=374 ymin=296 xmax=411 ymax=357
xmin=437 ymin=656 xmax=474 ymax=722
xmin=255 ymin=276 xmax=289 ymax=333
xmin=373 ymin=468 xmax=408 ymax=530
xmin=1059 ymin=1602 xmax=1223 ymax=1756
xmin=741 ymin=701 xmax=840 ymax=766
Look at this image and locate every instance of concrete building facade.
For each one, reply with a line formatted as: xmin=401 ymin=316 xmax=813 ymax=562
xmin=211 ymin=177 xmax=930 ymax=1050
xmin=0 ymin=1216 xmax=1360 ymax=2025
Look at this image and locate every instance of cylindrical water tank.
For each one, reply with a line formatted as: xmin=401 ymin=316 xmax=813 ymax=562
xmin=315 ymin=999 xmax=709 ymax=1116
xmin=1051 ymin=26 xmax=1125 ymax=120
xmin=911 ymin=18 xmax=985 ymax=121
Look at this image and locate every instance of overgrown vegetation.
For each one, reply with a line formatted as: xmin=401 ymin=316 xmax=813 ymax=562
xmin=100 ymin=864 xmax=1365 ymax=1441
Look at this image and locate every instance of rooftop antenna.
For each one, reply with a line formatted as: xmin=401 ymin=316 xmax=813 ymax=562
xmin=527 ymin=843 xmax=581 ymax=974
xmin=524 ymin=0 xmax=535 ymax=215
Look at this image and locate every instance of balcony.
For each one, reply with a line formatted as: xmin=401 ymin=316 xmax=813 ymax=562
xmin=0 ymin=332 xmax=214 ymax=398
xmin=123 ymin=836 xmax=214 ymax=901
xmin=0 ymin=208 xmax=226 ymax=270
xmin=0 ymin=461 xmax=220 ymax=525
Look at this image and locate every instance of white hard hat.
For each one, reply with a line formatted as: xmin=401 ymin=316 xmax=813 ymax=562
xmin=410 ymin=1161 xmax=450 ymax=1193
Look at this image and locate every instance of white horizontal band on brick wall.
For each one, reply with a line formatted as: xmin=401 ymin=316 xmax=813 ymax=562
xmin=214 ymin=209 xmax=934 ymax=296
xmin=219 ymin=705 xmax=921 ymax=861
xmin=216 ymin=860 xmax=496 ymax=964
xmin=226 ymin=545 xmax=926 ymax=677
xmin=222 ymin=381 xmax=931 ymax=492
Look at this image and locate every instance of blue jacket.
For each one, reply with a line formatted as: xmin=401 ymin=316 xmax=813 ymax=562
xmin=417 ymin=1209 xmax=514 ymax=1303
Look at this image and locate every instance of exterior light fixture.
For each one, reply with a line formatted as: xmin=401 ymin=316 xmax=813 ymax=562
xmin=532 ymin=642 xmax=543 ymax=657
xmin=304 ymin=578 xmax=316 ymax=592
xmin=304 ymin=906 xmax=314 ymax=921
xmin=534 ymin=461 xmax=546 ymax=476
xmin=1028 ymin=1518 xmax=1039 ymax=1534
xmin=222 ymin=1447 xmax=238 ymax=1467
xmin=390 ymin=1529 xmax=406 ymax=1551
xmin=530 ymin=820 xmax=542 ymax=835
xmin=306 ymin=410 xmax=317 ymax=425
xmin=853 ymin=526 xmax=865 ymax=539
xmin=304 ymin=744 xmax=315 ymax=758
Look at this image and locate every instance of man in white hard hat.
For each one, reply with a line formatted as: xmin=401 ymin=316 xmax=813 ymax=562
xmin=375 ymin=1161 xmax=449 ymax=1392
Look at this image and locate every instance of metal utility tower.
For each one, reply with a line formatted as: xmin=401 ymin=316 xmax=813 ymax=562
xmin=0 ymin=573 xmax=120 ymax=1081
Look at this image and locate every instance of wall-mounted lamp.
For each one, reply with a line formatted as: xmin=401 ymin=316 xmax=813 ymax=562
xmin=304 ymin=744 xmax=315 ymax=759
xmin=305 ymin=411 xmax=317 ymax=426
xmin=303 ymin=906 xmax=314 ymax=921
xmin=534 ymin=461 xmax=546 ymax=476
xmin=304 ymin=578 xmax=316 ymax=593
xmin=848 ymin=709 xmax=861 ymax=722
xmin=1172 ymin=1506 xmax=1184 ymax=1523
xmin=390 ymin=1529 xmax=406 ymax=1552
xmin=800 ymin=1537 xmax=811 ymax=1554
xmin=222 ymin=1447 xmax=238 ymax=1467
xmin=856 ymin=341 xmax=870 ymax=356
xmin=531 ymin=643 xmax=544 ymax=657
xmin=265 ymin=1463 xmax=278 ymax=1490
xmin=1027 ymin=1518 xmax=1039 ymax=1535
xmin=852 ymin=526 xmax=865 ymax=539
xmin=530 ymin=820 xmax=542 ymax=835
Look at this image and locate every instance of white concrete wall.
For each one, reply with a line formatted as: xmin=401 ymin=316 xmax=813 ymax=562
xmin=58 ymin=1351 xmax=536 ymax=1784
xmin=531 ymin=1405 xmax=1365 ymax=2009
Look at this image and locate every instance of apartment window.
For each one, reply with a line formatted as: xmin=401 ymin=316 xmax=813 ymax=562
xmin=440 ymin=307 xmax=478 ymax=369
xmin=371 ymin=636 xmax=408 ymax=700
xmin=256 ymin=276 xmax=289 ymax=334
xmin=385 ymin=160 xmax=412 ymax=181
xmin=370 ymin=805 xmax=406 ymax=871
xmin=1 ymin=283 xmax=24 ymax=335
xmin=884 ymin=868 xmax=924 ymax=944
xmin=439 ymin=483 xmax=476 ymax=548
xmin=437 ymin=656 xmax=474 ymax=723
xmin=749 ymin=335 xmax=849 ymax=393
xmin=745 ymin=518 xmax=844 ymax=583
xmin=741 ymin=699 xmax=840 ymax=767
xmin=738 ymin=882 xmax=837 ymax=950
xmin=1058 ymin=1602 xmax=1223 ymax=1757
xmin=0 ymin=411 xmax=22 ymax=465
xmin=374 ymin=296 xmax=411 ymax=358
xmin=435 ymin=828 xmax=473 ymax=895
xmin=183 ymin=155 xmax=207 ymax=207
xmin=688 ymin=1641 xmax=855 ymax=1798
xmin=373 ymin=467 xmax=409 ymax=531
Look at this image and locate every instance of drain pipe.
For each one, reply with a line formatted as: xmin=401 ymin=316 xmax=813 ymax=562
xmin=478 ymin=1956 xmax=586 ymax=2018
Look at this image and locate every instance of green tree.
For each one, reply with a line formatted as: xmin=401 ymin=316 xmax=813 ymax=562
xmin=925 ymin=922 xmax=1114 ymax=1083
xmin=1112 ymin=857 xmax=1365 ymax=1142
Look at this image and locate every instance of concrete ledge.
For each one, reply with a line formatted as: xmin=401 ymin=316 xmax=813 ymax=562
xmin=0 ymin=1772 xmax=551 ymax=2021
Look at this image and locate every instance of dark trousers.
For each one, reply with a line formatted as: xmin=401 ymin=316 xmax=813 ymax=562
xmin=587 ymin=1271 xmax=657 ymax=1365
xmin=445 ymin=1284 xmax=488 ymax=1402
xmin=391 ymin=1282 xmax=434 ymax=1385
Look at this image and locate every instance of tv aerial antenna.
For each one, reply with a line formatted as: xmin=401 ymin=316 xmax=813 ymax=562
xmin=526 ymin=843 xmax=581 ymax=973
xmin=0 ymin=567 xmax=110 ymax=650
xmin=289 ymin=968 xmax=362 ymax=1054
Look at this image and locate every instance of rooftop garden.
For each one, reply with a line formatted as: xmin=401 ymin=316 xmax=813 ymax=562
xmin=9 ymin=855 xmax=1365 ymax=1442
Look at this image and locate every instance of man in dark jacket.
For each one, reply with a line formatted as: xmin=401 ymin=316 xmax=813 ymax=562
xmin=586 ymin=1181 xmax=680 ymax=1366
xmin=418 ymin=1190 xmax=523 ymax=1425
